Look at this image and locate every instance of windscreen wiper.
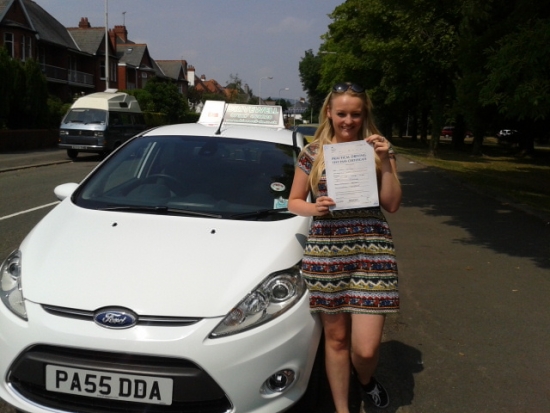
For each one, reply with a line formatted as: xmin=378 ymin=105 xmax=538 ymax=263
xmin=100 ymin=205 xmax=222 ymax=218
xmin=230 ymin=208 xmax=291 ymax=220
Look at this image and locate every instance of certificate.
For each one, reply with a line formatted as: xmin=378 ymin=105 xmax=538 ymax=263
xmin=323 ymin=140 xmax=379 ymax=210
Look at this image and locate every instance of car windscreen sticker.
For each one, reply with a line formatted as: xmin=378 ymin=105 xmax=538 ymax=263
xmin=274 ymin=197 xmax=288 ymax=209
xmin=271 ymin=182 xmax=286 ymax=192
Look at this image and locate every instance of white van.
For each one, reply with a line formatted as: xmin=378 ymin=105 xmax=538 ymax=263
xmin=58 ymin=90 xmax=146 ymax=159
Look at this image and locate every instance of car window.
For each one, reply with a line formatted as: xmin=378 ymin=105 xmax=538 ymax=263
xmin=63 ymin=109 xmax=107 ymax=125
xmin=75 ymin=136 xmax=297 ymax=220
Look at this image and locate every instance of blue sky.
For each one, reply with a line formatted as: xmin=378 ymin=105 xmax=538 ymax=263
xmin=34 ymin=0 xmax=343 ymax=100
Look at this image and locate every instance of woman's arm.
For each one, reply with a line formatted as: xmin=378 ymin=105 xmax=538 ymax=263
xmin=378 ymin=156 xmax=402 ymax=213
xmin=366 ymin=135 xmax=402 ymax=213
xmin=288 ymin=167 xmax=334 ymax=217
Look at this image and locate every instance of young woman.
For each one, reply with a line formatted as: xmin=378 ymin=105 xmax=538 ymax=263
xmin=288 ymin=83 xmax=402 ymax=413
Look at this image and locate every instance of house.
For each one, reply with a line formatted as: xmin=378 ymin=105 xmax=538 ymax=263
xmin=1 ymin=0 xmax=219 ymax=105
xmin=155 ymin=59 xmax=189 ymax=96
xmin=67 ymin=17 xmax=118 ymax=93
xmin=0 ymin=0 xmax=117 ymax=101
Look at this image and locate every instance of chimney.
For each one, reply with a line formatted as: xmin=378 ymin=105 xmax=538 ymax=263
xmin=187 ymin=65 xmax=195 ymax=86
xmin=78 ymin=17 xmax=91 ymax=28
xmin=113 ymin=25 xmax=128 ymax=43
xmin=201 ymin=74 xmax=206 ymax=81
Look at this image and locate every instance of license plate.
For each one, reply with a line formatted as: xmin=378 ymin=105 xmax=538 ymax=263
xmin=45 ymin=365 xmax=173 ymax=405
xmin=71 ymin=145 xmax=87 ymax=149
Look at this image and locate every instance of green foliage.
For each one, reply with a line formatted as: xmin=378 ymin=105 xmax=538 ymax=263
xmin=180 ymin=111 xmax=200 ymax=123
xmin=147 ymin=78 xmax=189 ymax=123
xmin=480 ymin=19 xmax=550 ymax=121
xmin=46 ymin=96 xmax=67 ymax=128
xmin=302 ymin=0 xmax=550 ymax=157
xmin=143 ymin=112 xmax=168 ymax=127
xmin=0 ymin=49 xmax=50 ymax=129
xmin=0 ymin=48 xmax=12 ymax=128
xmin=126 ymin=79 xmax=193 ymax=125
xmin=24 ymin=59 xmax=49 ymax=128
xmin=298 ymin=50 xmax=325 ymax=116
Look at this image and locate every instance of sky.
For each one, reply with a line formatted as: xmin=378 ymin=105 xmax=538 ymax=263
xmin=33 ymin=0 xmax=343 ymax=101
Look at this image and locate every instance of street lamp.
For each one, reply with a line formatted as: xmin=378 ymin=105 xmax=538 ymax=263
xmin=279 ymin=87 xmax=289 ymax=103
xmin=104 ymin=0 xmax=109 ymax=90
xmin=258 ymin=76 xmax=273 ymax=105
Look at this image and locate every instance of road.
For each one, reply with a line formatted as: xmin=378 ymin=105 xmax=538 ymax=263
xmin=1 ymin=149 xmax=549 ymax=413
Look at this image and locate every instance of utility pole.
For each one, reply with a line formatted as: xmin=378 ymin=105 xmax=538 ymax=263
xmin=104 ymin=0 xmax=109 ymax=90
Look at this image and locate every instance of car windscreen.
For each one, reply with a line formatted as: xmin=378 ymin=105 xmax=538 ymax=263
xmin=63 ymin=108 xmax=107 ymax=125
xmin=74 ymin=135 xmax=298 ymax=221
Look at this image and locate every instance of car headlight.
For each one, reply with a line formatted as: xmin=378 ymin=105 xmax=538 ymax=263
xmin=209 ymin=264 xmax=306 ymax=338
xmin=0 ymin=250 xmax=27 ymax=320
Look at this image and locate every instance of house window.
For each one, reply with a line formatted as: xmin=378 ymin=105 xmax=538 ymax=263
xmin=26 ymin=36 xmax=32 ymax=59
xmin=21 ymin=36 xmax=32 ymax=61
xmin=4 ymin=33 xmax=14 ymax=57
xmin=110 ymin=62 xmax=116 ymax=82
xmin=38 ymin=46 xmax=45 ymax=66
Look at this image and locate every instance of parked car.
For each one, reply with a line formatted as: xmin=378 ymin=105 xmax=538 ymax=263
xmin=0 ymin=101 xmax=322 ymax=413
xmin=441 ymin=126 xmax=454 ymax=138
xmin=58 ymin=90 xmax=147 ymax=160
xmin=441 ymin=126 xmax=473 ymax=140
xmin=497 ymin=129 xmax=520 ymax=145
xmin=295 ymin=124 xmax=319 ymax=143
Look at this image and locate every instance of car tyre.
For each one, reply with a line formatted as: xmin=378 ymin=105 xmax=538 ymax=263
xmin=67 ymin=149 xmax=78 ymax=160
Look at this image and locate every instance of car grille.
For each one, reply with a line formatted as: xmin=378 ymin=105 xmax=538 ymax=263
xmin=8 ymin=345 xmax=232 ymax=413
xmin=42 ymin=304 xmax=201 ymax=327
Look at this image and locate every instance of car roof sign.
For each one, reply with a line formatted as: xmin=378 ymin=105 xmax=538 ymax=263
xmin=198 ymin=100 xmax=285 ymax=129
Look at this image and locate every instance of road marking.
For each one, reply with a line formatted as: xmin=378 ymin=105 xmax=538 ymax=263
xmin=0 ymin=202 xmax=60 ymax=221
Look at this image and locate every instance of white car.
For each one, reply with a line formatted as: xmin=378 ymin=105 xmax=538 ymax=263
xmin=0 ymin=101 xmax=322 ymax=413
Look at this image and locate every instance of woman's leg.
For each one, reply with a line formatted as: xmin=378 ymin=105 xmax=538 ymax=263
xmin=350 ymin=314 xmax=385 ymax=385
xmin=320 ymin=313 xmax=351 ymax=413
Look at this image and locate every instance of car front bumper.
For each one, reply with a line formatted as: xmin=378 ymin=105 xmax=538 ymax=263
xmin=0 ymin=296 xmax=321 ymax=413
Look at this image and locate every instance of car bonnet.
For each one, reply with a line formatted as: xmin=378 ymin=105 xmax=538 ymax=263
xmin=19 ymin=200 xmax=309 ymax=318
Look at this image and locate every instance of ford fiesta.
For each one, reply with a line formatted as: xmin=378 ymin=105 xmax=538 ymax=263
xmin=0 ymin=101 xmax=322 ymax=413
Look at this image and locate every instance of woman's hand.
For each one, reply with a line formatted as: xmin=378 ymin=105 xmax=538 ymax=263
xmin=365 ymin=134 xmax=390 ymax=161
xmin=314 ymin=196 xmax=335 ymax=216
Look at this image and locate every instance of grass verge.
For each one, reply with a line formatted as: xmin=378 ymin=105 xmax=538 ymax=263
xmin=391 ymin=136 xmax=550 ymax=220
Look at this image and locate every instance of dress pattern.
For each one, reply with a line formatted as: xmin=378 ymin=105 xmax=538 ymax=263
xmin=298 ymin=143 xmax=399 ymax=314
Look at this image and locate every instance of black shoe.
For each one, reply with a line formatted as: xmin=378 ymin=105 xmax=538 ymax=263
xmin=360 ymin=377 xmax=389 ymax=408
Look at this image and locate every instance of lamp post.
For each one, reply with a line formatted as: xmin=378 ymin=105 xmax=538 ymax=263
xmin=278 ymin=87 xmax=289 ymax=103
xmin=258 ymin=76 xmax=273 ymax=105
xmin=104 ymin=0 xmax=109 ymax=90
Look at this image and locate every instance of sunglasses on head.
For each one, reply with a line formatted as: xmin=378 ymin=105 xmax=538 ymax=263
xmin=332 ymin=83 xmax=365 ymax=93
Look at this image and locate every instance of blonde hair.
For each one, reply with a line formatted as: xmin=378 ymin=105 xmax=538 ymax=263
xmin=307 ymin=87 xmax=381 ymax=195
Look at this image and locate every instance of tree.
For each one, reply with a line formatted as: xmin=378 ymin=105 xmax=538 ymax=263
xmin=226 ymin=73 xmax=249 ymax=103
xmin=24 ymin=59 xmax=49 ymax=128
xmin=143 ymin=77 xmax=188 ymax=123
xmin=315 ymin=0 xmax=460 ymax=154
xmin=0 ymin=48 xmax=13 ymax=128
xmin=299 ymin=50 xmax=325 ymax=120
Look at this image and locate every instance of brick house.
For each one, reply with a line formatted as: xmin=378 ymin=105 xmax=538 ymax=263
xmin=1 ymin=0 xmax=209 ymax=104
xmin=0 ymin=0 xmax=118 ymax=101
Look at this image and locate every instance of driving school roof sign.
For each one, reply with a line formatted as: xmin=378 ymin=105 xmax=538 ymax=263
xmin=198 ymin=100 xmax=285 ymax=129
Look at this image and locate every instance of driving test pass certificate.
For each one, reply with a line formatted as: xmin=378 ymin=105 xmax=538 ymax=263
xmin=323 ymin=140 xmax=379 ymax=211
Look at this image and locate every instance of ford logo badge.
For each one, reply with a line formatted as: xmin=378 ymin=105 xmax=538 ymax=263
xmin=93 ymin=307 xmax=138 ymax=329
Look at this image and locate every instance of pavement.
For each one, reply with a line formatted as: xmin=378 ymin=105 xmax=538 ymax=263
xmin=0 ymin=148 xmax=79 ymax=173
xmin=1 ymin=148 xmax=549 ymax=412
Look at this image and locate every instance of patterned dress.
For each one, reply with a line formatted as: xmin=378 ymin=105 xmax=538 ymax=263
xmin=298 ymin=143 xmax=399 ymax=315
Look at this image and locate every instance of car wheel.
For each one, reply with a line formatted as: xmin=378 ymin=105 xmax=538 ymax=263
xmin=67 ymin=149 xmax=78 ymax=160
